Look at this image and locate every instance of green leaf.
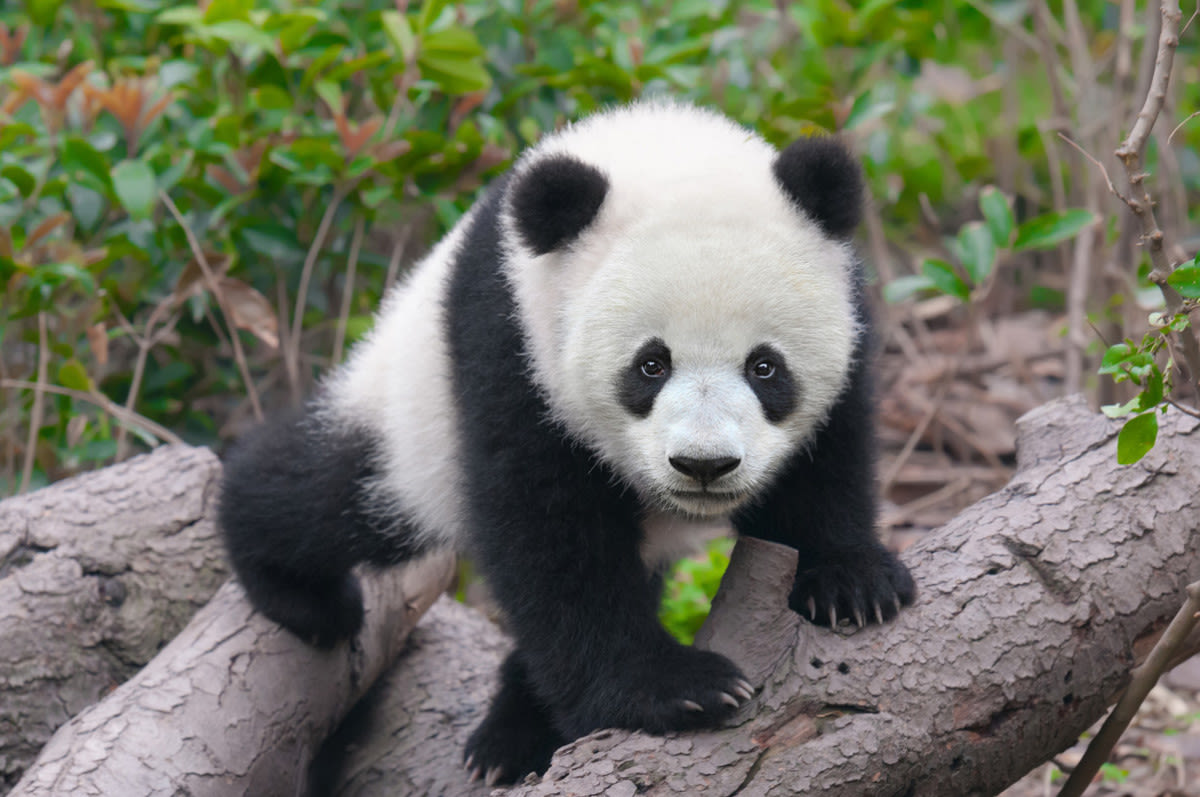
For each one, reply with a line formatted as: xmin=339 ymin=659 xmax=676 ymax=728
xmin=419 ymin=52 xmax=492 ymax=94
xmin=1117 ymin=412 xmax=1158 ymax=465
xmin=1166 ymin=264 xmax=1200 ymax=299
xmin=57 ymin=359 xmax=93 ymax=392
xmin=1012 ymin=209 xmax=1097 ymax=251
xmin=416 ymin=0 xmax=451 ymax=33
xmin=957 ymin=221 xmax=995 ymax=285
xmin=979 ymin=186 xmax=1014 ymax=247
xmin=200 ymin=20 xmax=276 ymax=50
xmin=1098 ymin=342 xmax=1136 ymax=375
xmin=381 ymin=10 xmax=416 ymax=61
xmin=111 ymin=159 xmax=158 ymax=220
xmin=61 ymin=136 xmax=115 ymax=193
xmin=67 ymin=184 xmax=106 ymax=231
xmin=156 ymin=5 xmax=203 ymax=25
xmin=882 ymin=274 xmax=936 ymax=303
xmin=314 ymin=80 xmax=343 ymax=114
xmin=920 ymin=258 xmax=970 ymax=301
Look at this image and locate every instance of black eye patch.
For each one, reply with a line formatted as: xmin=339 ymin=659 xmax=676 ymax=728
xmin=618 ymin=338 xmax=671 ymax=417
xmin=744 ymin=344 xmax=796 ymax=423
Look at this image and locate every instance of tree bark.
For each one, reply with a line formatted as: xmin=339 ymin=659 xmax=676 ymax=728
xmin=6 ymin=396 xmax=1200 ymax=796
xmin=318 ymin=396 xmax=1200 ymax=796
xmin=8 ymin=552 xmax=454 ymax=797
xmin=0 ymin=445 xmax=229 ymax=791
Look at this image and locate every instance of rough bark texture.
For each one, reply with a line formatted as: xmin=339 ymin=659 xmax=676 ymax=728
xmin=320 ymin=396 xmax=1200 ymax=796
xmin=0 ymin=445 xmax=229 ymax=791
xmin=9 ymin=553 xmax=454 ymax=797
xmin=315 ymin=598 xmax=510 ymax=797
xmin=6 ymin=396 xmax=1200 ymax=796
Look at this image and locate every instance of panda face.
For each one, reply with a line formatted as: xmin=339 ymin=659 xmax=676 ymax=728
xmin=501 ymin=101 xmax=862 ymax=518
xmin=552 ymin=214 xmax=857 ymax=518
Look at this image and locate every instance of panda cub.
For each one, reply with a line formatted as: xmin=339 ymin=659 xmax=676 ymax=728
xmin=219 ymin=100 xmax=915 ymax=785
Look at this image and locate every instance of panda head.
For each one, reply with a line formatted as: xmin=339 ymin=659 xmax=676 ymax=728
xmin=503 ymin=104 xmax=864 ymax=518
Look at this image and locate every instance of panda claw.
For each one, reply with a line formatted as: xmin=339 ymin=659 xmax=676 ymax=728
xmin=719 ymin=692 xmax=739 ymax=708
xmin=874 ymin=602 xmax=884 ymax=626
xmin=485 ymin=766 xmax=504 ymax=787
xmin=732 ymin=682 xmax=754 ymax=701
xmin=467 ymin=766 xmax=482 ymax=783
xmin=892 ymin=596 xmax=902 ymax=617
xmin=829 ymin=606 xmax=838 ymax=627
xmin=806 ymin=597 xmax=817 ymax=620
xmin=465 ymin=754 xmax=475 ymax=771
xmin=682 ymin=699 xmax=704 ymax=712
xmin=854 ymin=608 xmax=865 ymax=628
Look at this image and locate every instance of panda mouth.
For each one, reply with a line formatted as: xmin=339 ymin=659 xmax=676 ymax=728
xmin=670 ymin=489 xmax=736 ymax=499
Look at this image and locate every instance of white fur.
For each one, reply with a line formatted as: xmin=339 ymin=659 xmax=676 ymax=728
xmin=503 ymin=101 xmax=859 ymax=521
xmin=324 ymin=101 xmax=859 ymax=562
xmin=319 ymin=221 xmax=470 ymax=550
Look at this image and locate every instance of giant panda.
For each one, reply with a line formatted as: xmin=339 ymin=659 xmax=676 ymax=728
xmin=219 ymin=100 xmax=915 ymax=786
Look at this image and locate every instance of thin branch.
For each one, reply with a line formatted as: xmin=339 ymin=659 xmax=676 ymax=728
xmin=1166 ymin=397 xmax=1200 ymax=418
xmin=18 ymin=313 xmax=49 ymax=494
xmin=115 ymin=298 xmax=177 ymax=462
xmin=1058 ymin=580 xmax=1200 ymax=797
xmin=384 ymin=225 xmax=412 ymax=293
xmin=1112 ymin=1 xmax=1200 ymax=390
xmin=332 ymin=215 xmax=366 ymax=365
xmin=1182 ymin=0 xmax=1199 ymax=34
xmin=285 ymin=185 xmax=348 ymax=401
xmin=1 ymin=380 xmax=184 ymax=446
xmin=160 ymin=191 xmax=263 ymax=420
xmin=1056 ymin=132 xmax=1122 ymax=199
xmin=1167 ymin=109 xmax=1200 ymax=144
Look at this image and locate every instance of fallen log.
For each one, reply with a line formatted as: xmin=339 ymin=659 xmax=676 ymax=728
xmin=0 ymin=446 xmax=229 ymax=791
xmin=7 ymin=396 xmax=1200 ymax=795
xmin=318 ymin=396 xmax=1200 ymax=796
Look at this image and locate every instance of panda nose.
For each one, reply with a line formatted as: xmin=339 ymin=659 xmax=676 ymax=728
xmin=669 ymin=456 xmax=741 ymax=483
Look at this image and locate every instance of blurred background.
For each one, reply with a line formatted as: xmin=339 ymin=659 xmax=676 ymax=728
xmin=2 ymin=3 xmax=1198 ymax=790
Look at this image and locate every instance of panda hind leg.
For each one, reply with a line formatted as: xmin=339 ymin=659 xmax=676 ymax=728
xmin=219 ymin=405 xmax=418 ymax=648
xmin=464 ymin=652 xmax=566 ymax=786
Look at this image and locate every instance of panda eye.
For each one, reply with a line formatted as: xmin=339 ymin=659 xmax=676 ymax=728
xmin=640 ymin=359 xmax=668 ymax=378
xmin=751 ymin=359 xmax=776 ymax=379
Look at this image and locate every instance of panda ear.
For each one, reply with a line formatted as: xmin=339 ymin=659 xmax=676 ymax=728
xmin=510 ymin=154 xmax=609 ymax=256
xmin=773 ymin=137 xmax=864 ymax=239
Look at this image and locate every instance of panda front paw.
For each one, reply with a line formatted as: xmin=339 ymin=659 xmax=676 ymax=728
xmin=564 ymin=646 xmax=754 ymax=738
xmin=790 ymin=552 xmax=915 ymax=628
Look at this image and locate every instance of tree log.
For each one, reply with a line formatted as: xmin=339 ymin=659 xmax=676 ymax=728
xmin=7 ymin=396 xmax=1200 ymax=796
xmin=0 ymin=446 xmax=229 ymax=791
xmin=317 ymin=396 xmax=1200 ymax=796
xmin=9 ymin=554 xmax=454 ymax=797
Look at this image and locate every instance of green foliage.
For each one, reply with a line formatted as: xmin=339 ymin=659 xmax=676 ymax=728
xmin=659 ymin=537 xmax=733 ymax=644
xmin=884 ymin=187 xmax=1096 ymax=305
xmin=3 ymin=1 xmax=1196 ymax=490
xmin=1098 ymin=308 xmax=1194 ymax=464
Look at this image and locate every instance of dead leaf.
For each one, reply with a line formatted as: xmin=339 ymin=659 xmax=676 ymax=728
xmin=218 ymin=276 xmax=279 ymax=348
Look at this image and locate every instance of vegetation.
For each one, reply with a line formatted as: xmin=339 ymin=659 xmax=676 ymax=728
xmin=2 ymin=0 xmax=1199 ymax=790
xmin=3 ymin=0 xmax=1195 ymax=494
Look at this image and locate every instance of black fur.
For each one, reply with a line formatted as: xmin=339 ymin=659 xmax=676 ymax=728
xmin=617 ymin=337 xmax=671 ymax=417
xmin=734 ymin=279 xmax=915 ymax=626
xmin=772 ymin=136 xmax=864 ymax=239
xmin=219 ymin=122 xmax=911 ymax=788
xmin=743 ymin=343 xmax=796 ymax=423
xmin=219 ymin=407 xmax=426 ymax=648
xmin=509 ymin=154 xmax=609 ymax=255
xmin=445 ymin=177 xmax=749 ymax=778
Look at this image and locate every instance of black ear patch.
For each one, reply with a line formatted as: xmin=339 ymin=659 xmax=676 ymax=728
xmin=773 ymin=137 xmax=864 ymax=239
xmin=510 ymin=154 xmax=609 ymax=255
